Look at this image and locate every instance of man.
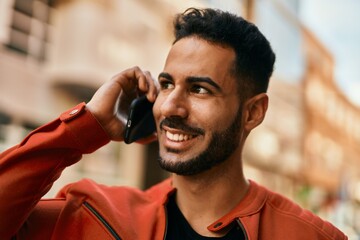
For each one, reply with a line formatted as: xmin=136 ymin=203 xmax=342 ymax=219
xmin=0 ymin=8 xmax=347 ymax=240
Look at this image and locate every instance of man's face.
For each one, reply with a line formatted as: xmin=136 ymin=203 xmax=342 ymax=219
xmin=153 ymin=37 xmax=242 ymax=175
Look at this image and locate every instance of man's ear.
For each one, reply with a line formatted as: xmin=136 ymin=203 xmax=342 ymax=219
xmin=242 ymin=93 xmax=268 ymax=132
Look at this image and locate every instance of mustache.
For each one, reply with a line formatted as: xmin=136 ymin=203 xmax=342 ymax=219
xmin=160 ymin=117 xmax=205 ymax=135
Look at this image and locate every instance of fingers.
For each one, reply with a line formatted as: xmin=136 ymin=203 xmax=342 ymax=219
xmin=86 ymin=66 xmax=158 ymax=141
xmin=115 ymin=66 xmax=158 ymax=102
xmin=143 ymin=71 xmax=157 ymax=102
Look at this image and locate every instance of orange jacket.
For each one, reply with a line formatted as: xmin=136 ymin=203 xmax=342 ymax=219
xmin=0 ymin=103 xmax=347 ymax=240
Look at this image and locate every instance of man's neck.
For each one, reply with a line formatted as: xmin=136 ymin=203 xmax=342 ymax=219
xmin=171 ymin=157 xmax=249 ymax=237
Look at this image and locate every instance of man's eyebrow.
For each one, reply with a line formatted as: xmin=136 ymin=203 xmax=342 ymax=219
xmin=158 ymin=72 xmax=173 ymax=81
xmin=158 ymin=72 xmax=222 ymax=92
xmin=186 ymin=76 xmax=221 ymax=91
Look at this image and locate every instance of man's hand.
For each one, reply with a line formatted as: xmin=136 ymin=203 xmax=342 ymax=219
xmin=86 ymin=67 xmax=158 ymax=141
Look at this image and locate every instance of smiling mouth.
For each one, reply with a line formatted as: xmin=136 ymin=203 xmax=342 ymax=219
xmin=165 ymin=131 xmax=195 ymax=142
xmin=160 ymin=117 xmax=204 ymax=143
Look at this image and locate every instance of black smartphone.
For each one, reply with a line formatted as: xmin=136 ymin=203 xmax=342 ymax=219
xmin=123 ymin=95 xmax=156 ymax=144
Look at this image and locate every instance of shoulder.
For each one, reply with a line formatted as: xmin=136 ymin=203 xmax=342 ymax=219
xmin=57 ymin=177 xmax=174 ymax=205
xmin=254 ymin=181 xmax=347 ymax=239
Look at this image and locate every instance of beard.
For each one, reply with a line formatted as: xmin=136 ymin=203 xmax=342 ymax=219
xmin=157 ymin=110 xmax=242 ymax=176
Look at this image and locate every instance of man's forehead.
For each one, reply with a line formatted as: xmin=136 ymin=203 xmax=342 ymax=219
xmin=163 ymin=37 xmax=236 ymax=85
xmin=168 ymin=36 xmax=235 ymax=59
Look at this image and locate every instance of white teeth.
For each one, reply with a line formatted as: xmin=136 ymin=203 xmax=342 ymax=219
xmin=166 ymin=131 xmax=193 ymax=142
xmin=168 ymin=132 xmax=174 ymax=139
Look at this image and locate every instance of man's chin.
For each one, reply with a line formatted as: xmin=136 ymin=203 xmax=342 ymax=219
xmin=159 ymin=148 xmax=198 ymax=163
xmin=157 ymin=155 xmax=212 ymax=176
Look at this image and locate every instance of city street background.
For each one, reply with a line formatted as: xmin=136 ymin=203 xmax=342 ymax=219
xmin=0 ymin=0 xmax=359 ymax=238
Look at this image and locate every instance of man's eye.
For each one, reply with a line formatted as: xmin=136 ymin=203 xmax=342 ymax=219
xmin=160 ymin=81 xmax=174 ymax=90
xmin=191 ymin=85 xmax=210 ymax=94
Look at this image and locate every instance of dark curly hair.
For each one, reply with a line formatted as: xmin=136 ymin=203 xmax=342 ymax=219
xmin=173 ymin=8 xmax=276 ymax=101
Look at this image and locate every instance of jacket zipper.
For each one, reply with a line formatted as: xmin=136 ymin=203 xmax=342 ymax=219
xmin=84 ymin=202 xmax=122 ymax=240
xmin=236 ymin=219 xmax=249 ymax=240
xmin=163 ymin=205 xmax=168 ymax=240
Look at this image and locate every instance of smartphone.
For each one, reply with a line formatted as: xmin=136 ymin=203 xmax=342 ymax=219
xmin=123 ymin=95 xmax=156 ymax=144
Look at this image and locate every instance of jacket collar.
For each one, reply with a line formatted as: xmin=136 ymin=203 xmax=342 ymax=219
xmin=157 ymin=178 xmax=268 ymax=233
xmin=206 ymin=180 xmax=268 ymax=232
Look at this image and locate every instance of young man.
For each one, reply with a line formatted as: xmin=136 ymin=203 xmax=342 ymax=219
xmin=0 ymin=8 xmax=347 ymax=240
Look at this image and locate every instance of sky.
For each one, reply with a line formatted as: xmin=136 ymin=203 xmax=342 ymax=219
xmin=299 ymin=0 xmax=360 ymax=107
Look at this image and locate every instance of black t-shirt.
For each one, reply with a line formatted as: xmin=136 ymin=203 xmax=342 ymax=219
xmin=165 ymin=194 xmax=245 ymax=240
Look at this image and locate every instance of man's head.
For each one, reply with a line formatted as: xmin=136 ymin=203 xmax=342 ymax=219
xmin=173 ymin=8 xmax=275 ymax=102
xmin=153 ymin=8 xmax=275 ymax=176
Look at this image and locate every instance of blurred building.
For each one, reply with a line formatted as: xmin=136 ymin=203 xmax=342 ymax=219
xmin=0 ymin=0 xmax=183 ymax=193
xmin=0 ymin=0 xmax=359 ymax=236
xmin=243 ymin=0 xmax=360 ymax=236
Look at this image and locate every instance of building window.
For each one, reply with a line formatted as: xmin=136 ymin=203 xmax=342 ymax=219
xmin=5 ymin=0 xmax=55 ymax=61
xmin=0 ymin=112 xmax=11 ymax=143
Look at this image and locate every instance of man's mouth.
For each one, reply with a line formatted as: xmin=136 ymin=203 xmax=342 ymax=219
xmin=165 ymin=131 xmax=195 ymax=142
xmin=160 ymin=118 xmax=204 ymax=135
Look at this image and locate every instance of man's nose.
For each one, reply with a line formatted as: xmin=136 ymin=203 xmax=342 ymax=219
xmin=160 ymin=90 xmax=188 ymax=119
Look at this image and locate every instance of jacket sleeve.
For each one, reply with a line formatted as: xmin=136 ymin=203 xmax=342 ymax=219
xmin=0 ymin=103 xmax=110 ymax=239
